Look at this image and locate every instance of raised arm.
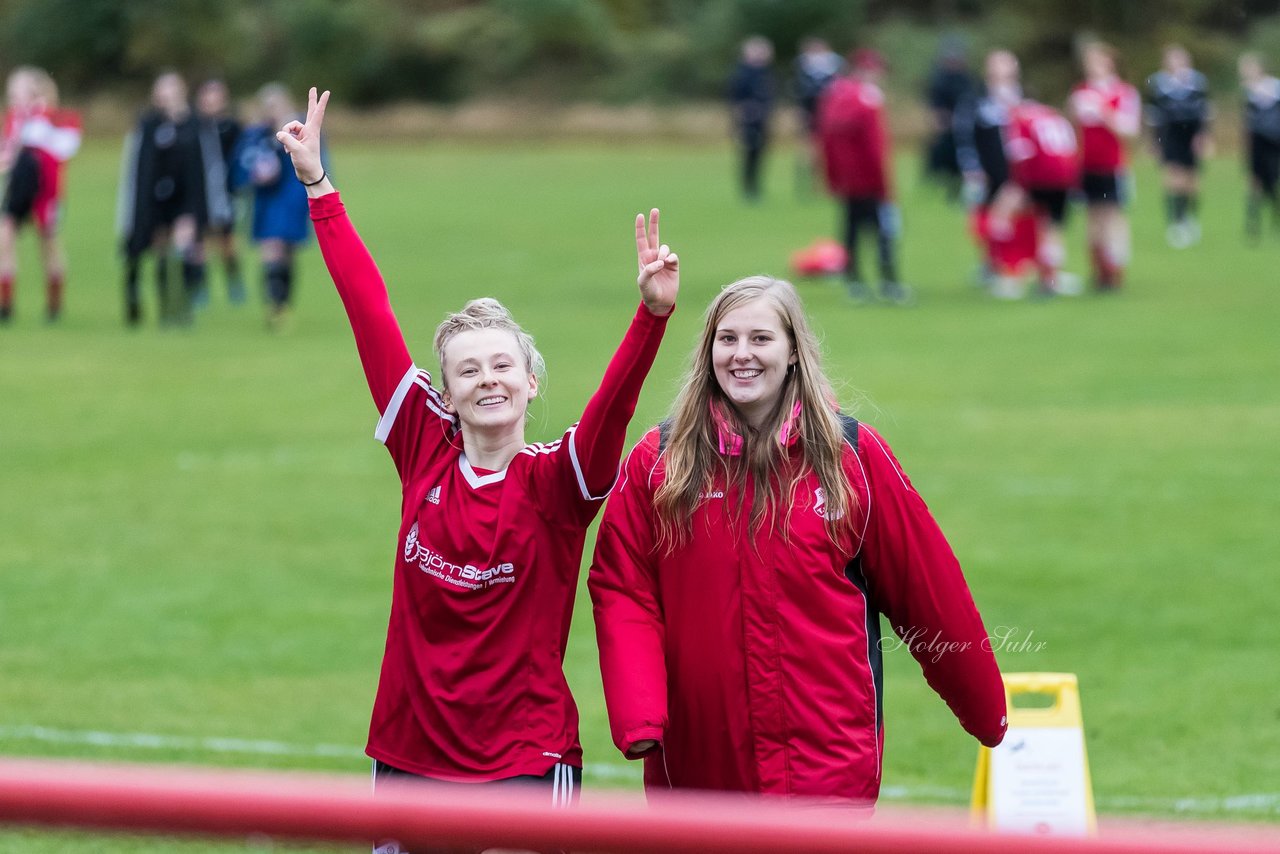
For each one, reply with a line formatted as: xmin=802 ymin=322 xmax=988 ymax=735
xmin=277 ymin=88 xmax=411 ymax=413
xmin=568 ymin=209 xmax=678 ymax=499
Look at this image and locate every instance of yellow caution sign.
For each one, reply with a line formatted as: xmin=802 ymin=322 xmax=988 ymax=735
xmin=971 ymin=672 xmax=1096 ymax=836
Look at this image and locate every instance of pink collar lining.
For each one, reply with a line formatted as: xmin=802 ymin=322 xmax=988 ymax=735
xmin=712 ymin=400 xmax=803 ymax=456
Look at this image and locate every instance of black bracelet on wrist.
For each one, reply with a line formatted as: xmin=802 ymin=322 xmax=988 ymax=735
xmin=302 ymin=170 xmax=327 ymax=187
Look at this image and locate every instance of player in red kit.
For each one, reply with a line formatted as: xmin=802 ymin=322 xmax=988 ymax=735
xmin=0 ymin=67 xmax=81 ymax=323
xmin=1070 ymin=42 xmax=1141 ymax=290
xmin=998 ymin=99 xmax=1081 ymax=296
xmin=276 ymin=89 xmax=678 ymax=853
xmin=816 ymin=48 xmax=908 ymax=304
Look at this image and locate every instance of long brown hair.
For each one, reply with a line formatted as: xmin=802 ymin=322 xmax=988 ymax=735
xmin=653 ymin=276 xmax=855 ymax=551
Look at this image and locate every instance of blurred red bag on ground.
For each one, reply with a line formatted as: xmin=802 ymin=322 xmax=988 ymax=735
xmin=790 ymin=237 xmax=848 ymax=277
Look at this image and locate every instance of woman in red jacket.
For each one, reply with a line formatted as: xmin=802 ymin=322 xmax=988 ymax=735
xmin=275 ymin=89 xmax=678 ymax=836
xmin=589 ymin=275 xmax=1006 ymax=804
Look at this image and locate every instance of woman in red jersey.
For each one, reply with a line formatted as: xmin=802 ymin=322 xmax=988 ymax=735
xmin=0 ymin=67 xmax=81 ymax=323
xmin=275 ymin=89 xmax=678 ymax=832
xmin=1070 ymin=41 xmax=1141 ymax=290
xmin=590 ymin=275 xmax=1006 ymax=805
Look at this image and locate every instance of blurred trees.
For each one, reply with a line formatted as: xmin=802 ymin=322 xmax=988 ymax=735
xmin=1 ymin=0 xmax=1278 ymax=104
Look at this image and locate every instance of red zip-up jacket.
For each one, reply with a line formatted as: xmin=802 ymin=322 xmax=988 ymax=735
xmin=589 ymin=417 xmax=1006 ymax=801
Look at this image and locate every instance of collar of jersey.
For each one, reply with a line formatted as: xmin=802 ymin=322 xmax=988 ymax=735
xmin=459 ymin=453 xmax=508 ymax=488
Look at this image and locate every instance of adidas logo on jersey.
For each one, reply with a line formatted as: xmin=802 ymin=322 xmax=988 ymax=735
xmin=427 ymin=485 xmax=442 ymax=505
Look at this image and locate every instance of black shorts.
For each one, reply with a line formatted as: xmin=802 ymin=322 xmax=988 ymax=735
xmin=1249 ymin=134 xmax=1280 ymax=196
xmin=1027 ymin=187 xmax=1070 ymax=225
xmin=1 ymin=148 xmax=40 ymax=222
xmin=1159 ymin=121 xmax=1201 ymax=169
xmin=1081 ymin=172 xmax=1128 ymax=206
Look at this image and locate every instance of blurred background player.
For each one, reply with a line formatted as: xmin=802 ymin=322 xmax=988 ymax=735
xmin=728 ymin=36 xmax=775 ymax=202
xmin=954 ymin=49 xmax=1036 ymax=294
xmin=233 ymin=83 xmax=319 ymax=330
xmin=792 ymin=36 xmax=843 ymax=197
xmin=118 ymin=71 xmax=217 ymax=326
xmin=0 ymin=67 xmax=81 ymax=324
xmin=922 ymin=35 xmax=975 ymax=201
xmin=1238 ymin=52 xmax=1280 ymax=243
xmin=816 ymin=47 xmax=907 ymax=304
xmin=194 ymin=78 xmax=245 ymax=307
xmin=1000 ymin=96 xmax=1082 ymax=297
xmin=1070 ymin=41 xmax=1140 ymax=291
xmin=1146 ymin=44 xmax=1211 ymax=248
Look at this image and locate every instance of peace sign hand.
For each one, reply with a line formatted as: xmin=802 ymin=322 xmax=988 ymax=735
xmin=636 ymin=208 xmax=678 ymax=317
xmin=275 ymin=86 xmax=329 ymax=188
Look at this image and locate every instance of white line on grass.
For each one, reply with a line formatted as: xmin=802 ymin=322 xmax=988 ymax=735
xmin=1 ymin=725 xmax=1277 ymax=814
xmin=0 ymin=725 xmax=640 ymax=781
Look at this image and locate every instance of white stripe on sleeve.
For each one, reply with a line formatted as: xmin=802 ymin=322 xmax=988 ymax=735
xmin=374 ymin=365 xmax=422 ymax=444
xmin=567 ymin=424 xmax=617 ymax=501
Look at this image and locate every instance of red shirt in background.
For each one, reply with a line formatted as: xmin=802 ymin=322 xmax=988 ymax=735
xmin=1005 ymin=101 xmax=1081 ymax=191
xmin=1070 ymin=76 xmax=1141 ymax=174
xmin=817 ymin=76 xmax=893 ymax=201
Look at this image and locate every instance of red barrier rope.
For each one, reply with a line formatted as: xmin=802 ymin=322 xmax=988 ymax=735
xmin=0 ymin=758 xmax=1275 ymax=853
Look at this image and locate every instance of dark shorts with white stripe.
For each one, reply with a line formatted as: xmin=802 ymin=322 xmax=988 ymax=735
xmin=373 ymin=759 xmax=581 ymax=803
xmin=372 ymin=760 xmax=581 ymax=853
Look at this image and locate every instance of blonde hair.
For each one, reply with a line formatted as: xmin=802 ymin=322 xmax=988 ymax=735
xmin=654 ymin=276 xmax=855 ymax=550
xmin=7 ymin=66 xmax=57 ymax=109
xmin=432 ymin=298 xmax=545 ymax=390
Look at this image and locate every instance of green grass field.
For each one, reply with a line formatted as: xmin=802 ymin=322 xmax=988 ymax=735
xmin=1 ymin=138 xmax=1278 ymax=851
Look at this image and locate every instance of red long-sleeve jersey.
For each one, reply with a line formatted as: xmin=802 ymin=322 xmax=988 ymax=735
xmin=1005 ymin=101 xmax=1081 ymax=191
xmin=310 ymin=193 xmax=670 ymax=780
xmin=1070 ymin=76 xmax=1141 ymax=174
xmin=589 ymin=418 xmax=1006 ymax=801
xmin=3 ymin=106 xmax=81 ymax=232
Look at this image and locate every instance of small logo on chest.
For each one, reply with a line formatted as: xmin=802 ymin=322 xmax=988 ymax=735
xmin=426 ymin=485 xmax=442 ymax=505
xmin=813 ymin=487 xmax=845 ymax=521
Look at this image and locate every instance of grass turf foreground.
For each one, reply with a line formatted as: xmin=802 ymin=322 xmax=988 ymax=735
xmin=1 ymin=139 xmax=1277 ymax=850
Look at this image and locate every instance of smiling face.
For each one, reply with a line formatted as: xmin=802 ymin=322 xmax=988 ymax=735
xmin=711 ymin=298 xmax=796 ymax=428
xmin=440 ymin=328 xmax=537 ymax=435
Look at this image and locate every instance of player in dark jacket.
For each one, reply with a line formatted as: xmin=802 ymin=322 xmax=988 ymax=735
xmin=193 ymin=78 xmax=245 ymax=307
xmin=954 ymin=49 xmax=1032 ymax=292
xmin=1238 ymin=53 xmax=1280 ymax=242
xmin=118 ymin=72 xmax=221 ymax=326
xmin=923 ymin=37 xmax=974 ymax=200
xmin=1146 ymin=44 xmax=1211 ymax=248
xmin=729 ymin=36 xmax=776 ymax=201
